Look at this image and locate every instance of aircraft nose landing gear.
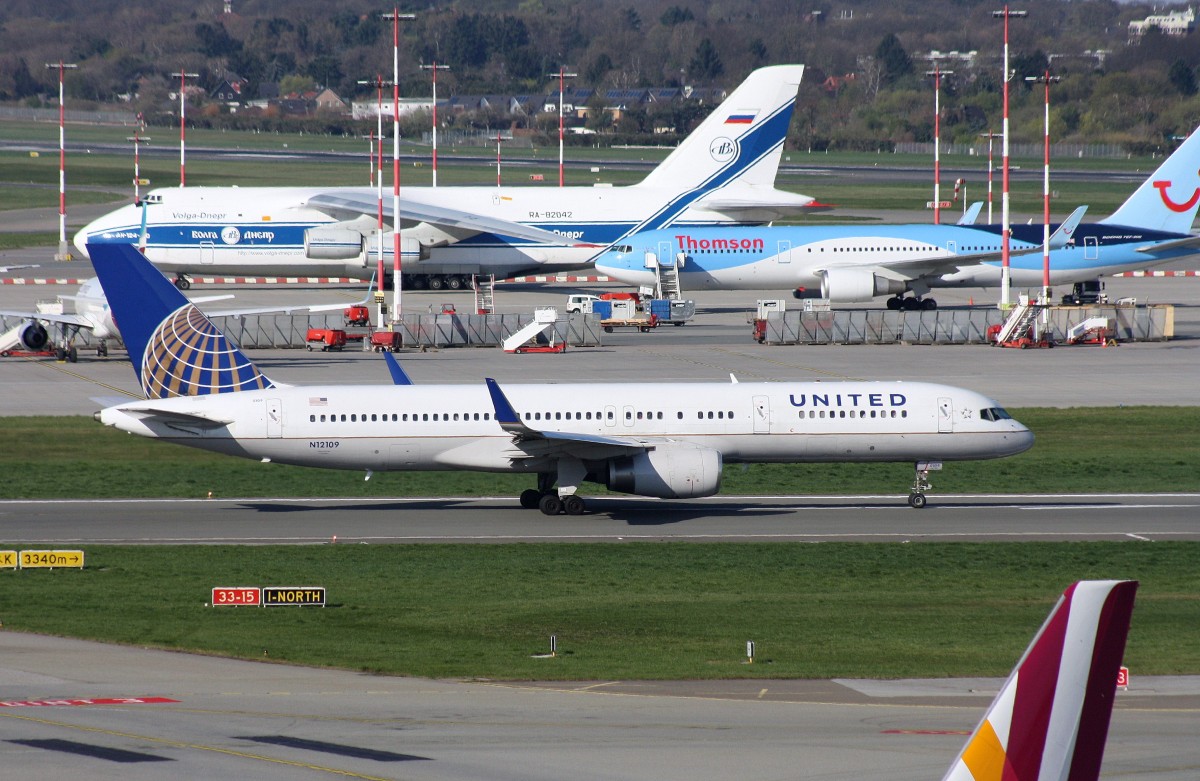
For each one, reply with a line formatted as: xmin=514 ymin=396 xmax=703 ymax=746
xmin=909 ymin=461 xmax=941 ymax=509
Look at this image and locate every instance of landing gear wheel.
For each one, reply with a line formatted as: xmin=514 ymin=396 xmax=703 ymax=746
xmin=428 ymin=276 xmax=445 ymax=290
xmin=562 ymin=495 xmax=586 ymax=515
xmin=886 ymin=296 xmax=903 ymax=311
xmin=920 ymin=298 xmax=938 ymax=311
xmin=538 ymin=494 xmax=563 ymax=515
xmin=174 ymin=275 xmax=191 ymax=290
xmin=67 ymin=346 xmax=78 ymax=363
xmin=908 ymin=493 xmax=927 ymax=509
xmin=519 ymin=488 xmax=542 ymax=509
xmin=55 ymin=346 xmax=66 ymax=361
xmin=902 ymin=297 xmax=921 ymax=311
xmin=446 ymin=275 xmax=463 ymax=290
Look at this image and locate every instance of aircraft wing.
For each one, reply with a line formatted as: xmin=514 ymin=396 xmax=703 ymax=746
xmin=0 ymin=309 xmax=94 ymax=330
xmin=825 ymin=206 xmax=1091 ymax=280
xmin=485 ymin=378 xmax=652 ymax=460
xmin=305 ymin=191 xmax=579 ymax=246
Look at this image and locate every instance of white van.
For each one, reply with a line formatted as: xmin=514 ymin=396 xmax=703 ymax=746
xmin=565 ymin=294 xmax=600 ymax=314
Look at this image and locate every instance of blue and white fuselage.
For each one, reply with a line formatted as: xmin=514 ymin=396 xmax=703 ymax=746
xmin=75 ymin=66 xmax=815 ymax=288
xmin=598 ymin=122 xmax=1200 ymax=306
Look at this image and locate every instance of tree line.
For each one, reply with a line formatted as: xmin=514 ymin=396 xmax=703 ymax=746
xmin=0 ymin=0 xmax=1197 ymax=152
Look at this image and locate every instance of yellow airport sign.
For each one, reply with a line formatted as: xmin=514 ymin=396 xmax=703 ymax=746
xmin=0 ymin=551 xmax=17 ymax=568
xmin=19 ymin=550 xmax=84 ymax=569
xmin=262 ymin=587 xmax=325 ymax=606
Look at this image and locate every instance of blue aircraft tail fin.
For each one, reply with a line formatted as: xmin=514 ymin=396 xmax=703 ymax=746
xmin=1101 ymin=124 xmax=1200 ymax=233
xmin=87 ymin=242 xmax=273 ymax=399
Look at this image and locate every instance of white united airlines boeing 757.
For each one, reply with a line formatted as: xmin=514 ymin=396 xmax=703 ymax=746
xmin=89 ymin=242 xmax=1032 ymax=512
xmin=75 ymin=65 xmax=814 ymax=291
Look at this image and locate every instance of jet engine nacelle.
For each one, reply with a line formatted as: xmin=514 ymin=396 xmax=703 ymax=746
xmin=303 ymin=225 xmax=366 ymax=260
xmin=605 ymin=445 xmax=722 ymax=499
xmin=820 ymin=268 xmax=906 ymax=303
xmin=19 ymin=321 xmax=49 ymax=350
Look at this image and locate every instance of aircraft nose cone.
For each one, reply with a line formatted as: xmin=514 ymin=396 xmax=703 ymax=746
xmin=1011 ymin=426 xmax=1035 ymax=455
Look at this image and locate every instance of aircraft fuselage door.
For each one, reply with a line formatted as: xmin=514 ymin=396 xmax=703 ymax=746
xmin=658 ymin=241 xmax=674 ymax=267
xmin=752 ymin=395 xmax=770 ymax=434
xmin=945 ymin=240 xmax=957 ymax=254
xmin=937 ymin=396 xmax=953 ymax=433
xmin=201 ymin=240 xmax=215 ymax=265
xmin=1085 ymin=236 xmax=1099 ymax=260
xmin=777 ymin=240 xmax=792 ymax=264
xmin=266 ymin=398 xmax=283 ymax=438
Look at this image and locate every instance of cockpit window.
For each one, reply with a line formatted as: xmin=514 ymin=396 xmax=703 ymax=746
xmin=613 ymin=244 xmax=632 ymax=254
xmin=980 ymin=407 xmax=1013 ymax=422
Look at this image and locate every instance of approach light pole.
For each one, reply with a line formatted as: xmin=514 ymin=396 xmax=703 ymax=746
xmin=547 ymin=68 xmax=577 ymax=186
xmin=496 ymin=131 xmax=506 ymax=189
xmin=380 ymin=9 xmax=415 ymax=323
xmin=126 ymin=130 xmax=151 ymax=204
xmin=420 ymin=63 xmax=450 ymax=186
xmin=44 ymin=60 xmax=78 ymax=260
xmin=992 ymin=7 xmax=1027 ymax=308
xmin=358 ymin=75 xmax=393 ymax=321
xmin=1027 ymin=71 xmax=1061 ymax=306
xmin=979 ymin=131 xmax=1001 ymax=224
xmin=175 ymin=70 xmax=201 ymax=187
xmin=925 ymin=63 xmax=953 ymax=225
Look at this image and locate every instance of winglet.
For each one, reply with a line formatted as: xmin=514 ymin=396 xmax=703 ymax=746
xmin=956 ymin=201 xmax=984 ymax=226
xmin=941 ymin=580 xmax=1138 ymax=781
xmin=1049 ymin=205 xmax=1088 ymax=249
xmin=383 ymin=351 xmax=414 ymax=385
xmin=485 ymin=377 xmax=535 ymax=436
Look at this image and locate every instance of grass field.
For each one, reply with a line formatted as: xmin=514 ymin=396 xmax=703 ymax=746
xmin=0 ymin=543 xmax=1194 ymax=679
xmin=1 ymin=407 xmax=1197 ymax=501
xmin=0 ymin=116 xmax=1171 ymax=216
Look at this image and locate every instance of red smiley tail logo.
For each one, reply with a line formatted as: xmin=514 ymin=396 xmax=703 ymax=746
xmin=1153 ymin=178 xmax=1200 ymax=213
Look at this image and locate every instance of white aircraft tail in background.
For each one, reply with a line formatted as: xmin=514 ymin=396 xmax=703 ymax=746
xmin=942 ymin=580 xmax=1137 ymax=781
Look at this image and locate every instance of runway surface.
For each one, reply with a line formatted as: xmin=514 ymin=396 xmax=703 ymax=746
xmin=1 ymin=632 xmax=1197 ymax=781
xmin=3 ymin=493 xmax=1199 ymax=544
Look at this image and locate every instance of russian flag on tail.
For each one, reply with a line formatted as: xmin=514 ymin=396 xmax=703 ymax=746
xmin=725 ymin=112 xmax=756 ymax=124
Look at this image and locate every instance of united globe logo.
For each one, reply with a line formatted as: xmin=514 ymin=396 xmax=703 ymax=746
xmin=140 ymin=304 xmax=272 ymax=398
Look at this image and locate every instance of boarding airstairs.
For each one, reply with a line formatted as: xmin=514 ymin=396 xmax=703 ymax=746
xmin=502 ymin=307 xmax=564 ymax=353
xmin=646 ymin=250 xmax=684 ymax=301
xmin=473 ymin=274 xmax=495 ymax=315
xmin=994 ymin=297 xmax=1052 ymax=347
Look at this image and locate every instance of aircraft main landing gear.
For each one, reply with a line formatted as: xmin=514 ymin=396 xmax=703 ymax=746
xmin=887 ymin=295 xmax=938 ymax=311
xmin=521 ymin=469 xmax=589 ymax=515
xmin=174 ymin=274 xmax=192 ymax=290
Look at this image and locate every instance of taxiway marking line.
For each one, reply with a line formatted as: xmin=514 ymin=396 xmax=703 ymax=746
xmin=0 ymin=710 xmax=399 ymax=781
